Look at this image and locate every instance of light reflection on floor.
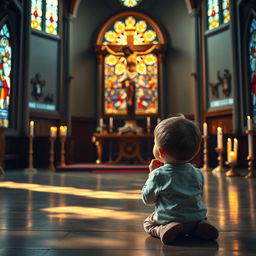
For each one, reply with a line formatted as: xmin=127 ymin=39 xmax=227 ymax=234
xmin=0 ymin=181 xmax=141 ymax=199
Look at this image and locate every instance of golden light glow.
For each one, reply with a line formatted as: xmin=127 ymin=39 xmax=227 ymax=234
xmin=0 ymin=182 xmax=141 ymax=200
xmin=42 ymin=206 xmax=145 ymax=220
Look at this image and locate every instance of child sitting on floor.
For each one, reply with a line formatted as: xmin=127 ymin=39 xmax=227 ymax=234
xmin=141 ymin=116 xmax=218 ymax=244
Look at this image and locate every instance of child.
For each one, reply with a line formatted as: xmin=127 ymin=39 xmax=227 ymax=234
xmin=142 ymin=116 xmax=218 ymax=244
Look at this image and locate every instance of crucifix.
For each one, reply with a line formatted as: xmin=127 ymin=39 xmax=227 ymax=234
xmin=102 ymin=29 xmax=159 ymax=121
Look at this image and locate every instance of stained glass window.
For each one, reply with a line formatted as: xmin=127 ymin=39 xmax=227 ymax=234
xmin=249 ymin=18 xmax=256 ymax=123
xmin=103 ymin=16 xmax=159 ymax=115
xmin=31 ymin=0 xmax=59 ymax=35
xmin=119 ymin=0 xmax=142 ymax=8
xmin=0 ymin=24 xmax=12 ymax=128
xmin=207 ymin=0 xmax=220 ymax=30
xmin=207 ymin=0 xmax=230 ymax=30
xmin=45 ymin=0 xmax=58 ymax=35
xmin=31 ymin=0 xmax=43 ymax=31
xmin=222 ymin=0 xmax=230 ymax=24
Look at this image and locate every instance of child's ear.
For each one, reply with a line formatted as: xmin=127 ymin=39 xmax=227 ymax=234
xmin=158 ymin=147 xmax=166 ymax=158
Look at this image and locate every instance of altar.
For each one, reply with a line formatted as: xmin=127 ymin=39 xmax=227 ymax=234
xmin=92 ymin=133 xmax=154 ymax=165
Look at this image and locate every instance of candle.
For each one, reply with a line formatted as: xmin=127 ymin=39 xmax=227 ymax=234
xmin=147 ymin=116 xmax=151 ymax=128
xmin=29 ymin=120 xmax=34 ymax=137
xmin=217 ymin=127 xmax=223 ymax=149
xmin=203 ymin=122 xmax=207 ymax=136
xmin=229 ymin=151 xmax=237 ymax=164
xmin=247 ymin=116 xmax=253 ymax=130
xmin=59 ymin=126 xmax=67 ymax=137
xmin=50 ymin=126 xmax=57 ymax=138
xmin=234 ymin=138 xmax=238 ymax=154
xmin=227 ymin=138 xmax=232 ymax=162
xmin=99 ymin=118 xmax=103 ymax=128
xmin=109 ymin=117 xmax=113 ymax=128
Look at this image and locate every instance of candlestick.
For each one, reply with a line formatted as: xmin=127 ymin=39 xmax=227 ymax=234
xmin=29 ymin=120 xmax=34 ymax=137
xmin=60 ymin=136 xmax=66 ymax=167
xmin=50 ymin=126 xmax=57 ymax=138
xmin=201 ymin=135 xmax=211 ymax=172
xmin=48 ymin=136 xmax=56 ymax=171
xmin=203 ymin=122 xmax=207 ymax=136
xmin=226 ymin=159 xmax=240 ymax=177
xmin=212 ymin=147 xmax=227 ymax=174
xmin=246 ymin=130 xmax=255 ymax=179
xmin=217 ymin=127 xmax=223 ymax=149
xmin=147 ymin=116 xmax=151 ymax=133
xmin=24 ymin=135 xmax=37 ymax=173
xmin=59 ymin=126 xmax=67 ymax=137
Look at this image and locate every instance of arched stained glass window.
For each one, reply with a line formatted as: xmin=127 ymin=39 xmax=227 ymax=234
xmin=0 ymin=24 xmax=12 ymax=128
xmin=207 ymin=0 xmax=230 ymax=30
xmin=249 ymin=18 xmax=256 ymax=123
xmin=119 ymin=0 xmax=142 ymax=8
xmin=31 ymin=0 xmax=59 ymax=35
xmin=31 ymin=0 xmax=43 ymax=31
xmin=102 ymin=16 xmax=160 ymax=115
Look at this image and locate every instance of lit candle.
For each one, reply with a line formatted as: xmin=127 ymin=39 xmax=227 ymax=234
xmin=234 ymin=138 xmax=238 ymax=155
xmin=229 ymin=151 xmax=237 ymax=164
xmin=99 ymin=118 xmax=103 ymax=128
xmin=59 ymin=126 xmax=67 ymax=137
xmin=109 ymin=117 xmax=113 ymax=128
xmin=50 ymin=126 xmax=57 ymax=138
xmin=217 ymin=127 xmax=223 ymax=149
xmin=147 ymin=116 xmax=151 ymax=128
xmin=247 ymin=116 xmax=253 ymax=130
xmin=29 ymin=121 xmax=34 ymax=137
xmin=227 ymin=138 xmax=232 ymax=162
xmin=203 ymin=122 xmax=207 ymax=136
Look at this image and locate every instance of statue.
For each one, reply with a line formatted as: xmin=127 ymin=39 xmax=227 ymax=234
xmin=209 ymin=69 xmax=232 ymax=99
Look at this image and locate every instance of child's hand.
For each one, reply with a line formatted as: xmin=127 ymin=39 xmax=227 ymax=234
xmin=149 ymin=159 xmax=164 ymax=173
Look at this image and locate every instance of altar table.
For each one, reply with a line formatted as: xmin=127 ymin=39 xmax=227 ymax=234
xmin=92 ymin=133 xmax=154 ymax=165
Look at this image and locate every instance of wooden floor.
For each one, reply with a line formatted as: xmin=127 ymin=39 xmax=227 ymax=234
xmin=0 ymin=169 xmax=255 ymax=255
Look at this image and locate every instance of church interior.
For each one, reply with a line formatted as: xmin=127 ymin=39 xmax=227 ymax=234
xmin=0 ymin=0 xmax=256 ymax=255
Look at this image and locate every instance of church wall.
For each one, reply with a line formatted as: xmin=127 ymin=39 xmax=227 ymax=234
xmin=70 ymin=0 xmax=195 ymax=119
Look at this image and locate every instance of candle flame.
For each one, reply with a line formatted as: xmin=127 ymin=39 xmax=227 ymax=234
xmin=30 ymin=120 xmax=34 ymax=126
xmin=247 ymin=116 xmax=251 ymax=120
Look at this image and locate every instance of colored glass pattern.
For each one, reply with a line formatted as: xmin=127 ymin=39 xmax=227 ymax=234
xmin=222 ymin=0 xmax=230 ymax=24
xmin=119 ymin=0 xmax=142 ymax=8
xmin=45 ymin=0 xmax=58 ymax=35
xmin=31 ymin=0 xmax=43 ymax=31
xmin=103 ymin=15 xmax=159 ymax=115
xmin=103 ymin=16 xmax=159 ymax=45
xmin=249 ymin=18 xmax=256 ymax=123
xmin=104 ymin=53 xmax=158 ymax=115
xmin=0 ymin=24 xmax=12 ymax=128
xmin=207 ymin=0 xmax=219 ymax=30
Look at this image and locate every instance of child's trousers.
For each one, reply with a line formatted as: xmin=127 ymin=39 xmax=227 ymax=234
xmin=143 ymin=212 xmax=201 ymax=238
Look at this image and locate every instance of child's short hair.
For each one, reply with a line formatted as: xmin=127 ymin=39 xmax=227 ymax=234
xmin=154 ymin=116 xmax=201 ymax=162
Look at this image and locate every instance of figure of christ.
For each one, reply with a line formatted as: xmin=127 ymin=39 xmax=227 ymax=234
xmin=103 ymin=45 xmax=157 ymax=120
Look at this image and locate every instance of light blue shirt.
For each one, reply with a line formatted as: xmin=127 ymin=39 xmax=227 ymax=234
xmin=142 ymin=163 xmax=207 ymax=224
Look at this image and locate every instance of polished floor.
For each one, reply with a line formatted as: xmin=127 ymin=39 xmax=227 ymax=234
xmin=0 ymin=169 xmax=255 ymax=256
